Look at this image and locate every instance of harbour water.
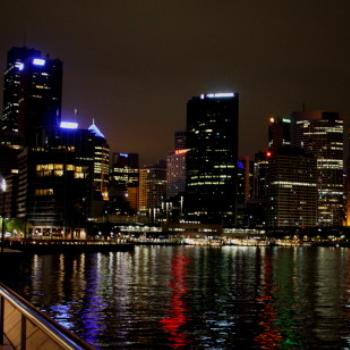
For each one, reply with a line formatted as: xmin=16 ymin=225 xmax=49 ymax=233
xmin=1 ymin=246 xmax=350 ymax=349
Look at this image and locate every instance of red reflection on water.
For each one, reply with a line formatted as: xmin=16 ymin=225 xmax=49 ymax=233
xmin=255 ymin=253 xmax=282 ymax=350
xmin=160 ymin=255 xmax=191 ymax=348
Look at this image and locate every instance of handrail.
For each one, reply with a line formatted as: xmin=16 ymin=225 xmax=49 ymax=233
xmin=0 ymin=282 xmax=94 ymax=349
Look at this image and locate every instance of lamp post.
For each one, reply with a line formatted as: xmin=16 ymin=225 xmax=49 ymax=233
xmin=1 ymin=178 xmax=7 ymax=253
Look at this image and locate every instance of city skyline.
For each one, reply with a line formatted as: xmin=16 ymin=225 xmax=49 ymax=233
xmin=1 ymin=0 xmax=350 ymax=164
xmin=1 ymin=3 xmax=350 ymax=350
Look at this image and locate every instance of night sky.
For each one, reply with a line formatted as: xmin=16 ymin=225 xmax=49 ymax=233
xmin=1 ymin=0 xmax=349 ymax=164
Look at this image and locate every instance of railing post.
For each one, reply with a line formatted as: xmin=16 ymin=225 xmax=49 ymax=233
xmin=0 ymin=295 xmax=4 ymax=344
xmin=20 ymin=314 xmax=26 ymax=350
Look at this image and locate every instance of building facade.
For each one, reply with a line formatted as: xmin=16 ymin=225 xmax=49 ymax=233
xmin=138 ymin=160 xmax=166 ymax=215
xmin=293 ymin=111 xmax=344 ymax=226
xmin=267 ymin=146 xmax=317 ymax=228
xmin=16 ymin=121 xmax=109 ymax=236
xmin=166 ymin=131 xmax=188 ymax=200
xmin=0 ymin=47 xmax=62 ymax=148
xmin=110 ymin=152 xmax=139 ymax=214
xmin=185 ymin=92 xmax=239 ymax=225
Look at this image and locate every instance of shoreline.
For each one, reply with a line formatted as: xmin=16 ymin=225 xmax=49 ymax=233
xmin=1 ymin=237 xmax=349 ymax=254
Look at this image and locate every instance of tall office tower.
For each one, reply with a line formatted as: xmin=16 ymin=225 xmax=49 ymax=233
xmin=88 ymin=121 xmax=110 ymax=202
xmin=245 ymin=151 xmax=271 ymax=228
xmin=185 ymin=92 xmax=239 ymax=225
xmin=138 ymin=160 xmax=166 ymax=214
xmin=345 ymin=128 xmax=350 ymax=226
xmin=253 ymin=152 xmax=270 ymax=202
xmin=166 ymin=131 xmax=188 ymax=199
xmin=268 ymin=115 xmax=293 ymax=151
xmin=267 ymin=146 xmax=317 ymax=228
xmin=236 ymin=157 xmax=254 ymax=227
xmin=236 ymin=160 xmax=246 ymax=227
xmin=293 ymin=111 xmax=344 ymax=226
xmin=110 ymin=152 xmax=139 ymax=214
xmin=0 ymin=47 xmax=62 ymax=147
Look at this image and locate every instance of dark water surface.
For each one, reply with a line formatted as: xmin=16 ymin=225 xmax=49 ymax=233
xmin=1 ymin=246 xmax=350 ymax=349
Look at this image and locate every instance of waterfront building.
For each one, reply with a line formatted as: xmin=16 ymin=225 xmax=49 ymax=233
xmin=109 ymin=152 xmax=139 ymax=214
xmin=185 ymin=92 xmax=239 ymax=225
xmin=88 ymin=120 xmax=110 ymax=202
xmin=244 ymin=151 xmax=271 ymax=228
xmin=16 ymin=120 xmax=108 ymax=237
xmin=166 ymin=131 xmax=188 ymax=199
xmin=138 ymin=160 xmax=166 ymax=218
xmin=266 ymin=146 xmax=317 ymax=228
xmin=293 ymin=111 xmax=344 ymax=226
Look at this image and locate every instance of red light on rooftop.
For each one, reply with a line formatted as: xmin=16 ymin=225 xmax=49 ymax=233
xmin=266 ymin=151 xmax=272 ymax=158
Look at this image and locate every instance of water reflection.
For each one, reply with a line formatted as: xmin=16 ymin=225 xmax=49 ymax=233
xmin=160 ymin=254 xmax=191 ymax=348
xmin=255 ymin=250 xmax=282 ymax=349
xmin=2 ymin=247 xmax=350 ymax=348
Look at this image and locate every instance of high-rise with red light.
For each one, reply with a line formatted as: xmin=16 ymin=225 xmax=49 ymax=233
xmin=267 ymin=146 xmax=317 ymax=228
xmin=166 ymin=131 xmax=188 ymax=199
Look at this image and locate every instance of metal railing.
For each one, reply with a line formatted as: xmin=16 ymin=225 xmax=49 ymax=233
xmin=0 ymin=283 xmax=94 ymax=349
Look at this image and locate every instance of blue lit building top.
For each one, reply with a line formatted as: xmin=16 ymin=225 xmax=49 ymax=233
xmin=88 ymin=120 xmax=105 ymax=139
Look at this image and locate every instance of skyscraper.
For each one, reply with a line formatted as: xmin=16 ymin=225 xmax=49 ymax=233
xmin=293 ymin=111 xmax=344 ymax=226
xmin=138 ymin=160 xmax=166 ymax=215
xmin=166 ymin=131 xmax=188 ymax=199
xmin=267 ymin=146 xmax=317 ymax=228
xmin=0 ymin=47 xmax=62 ymax=147
xmin=88 ymin=121 xmax=110 ymax=198
xmin=110 ymin=152 xmax=139 ymax=214
xmin=185 ymin=92 xmax=239 ymax=225
xmin=245 ymin=151 xmax=271 ymax=228
xmin=236 ymin=157 xmax=254 ymax=227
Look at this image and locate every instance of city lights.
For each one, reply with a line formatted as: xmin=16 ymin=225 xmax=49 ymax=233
xmin=60 ymin=121 xmax=78 ymax=129
xmin=174 ymin=149 xmax=189 ymax=155
xmin=1 ymin=178 xmax=6 ymax=192
xmin=206 ymin=92 xmax=235 ymax=98
xmin=32 ymin=58 xmax=46 ymax=66
xmin=15 ymin=62 xmax=24 ymax=71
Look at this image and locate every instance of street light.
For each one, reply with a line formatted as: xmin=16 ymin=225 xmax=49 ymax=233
xmin=1 ymin=178 xmax=7 ymax=253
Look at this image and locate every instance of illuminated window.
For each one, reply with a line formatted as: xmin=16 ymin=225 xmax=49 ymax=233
xmin=35 ymin=188 xmax=54 ymax=196
xmin=66 ymin=164 xmax=75 ymax=171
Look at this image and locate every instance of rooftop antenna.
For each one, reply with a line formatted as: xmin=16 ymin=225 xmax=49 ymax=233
xmin=73 ymin=108 xmax=79 ymax=122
